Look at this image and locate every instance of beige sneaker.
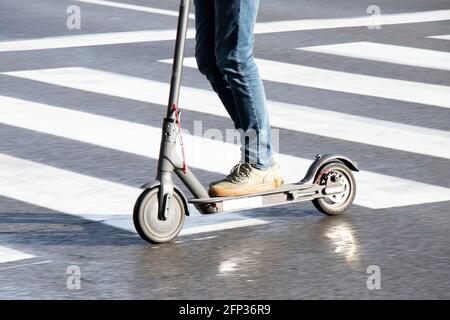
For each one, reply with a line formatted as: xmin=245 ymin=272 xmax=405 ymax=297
xmin=209 ymin=163 xmax=284 ymax=197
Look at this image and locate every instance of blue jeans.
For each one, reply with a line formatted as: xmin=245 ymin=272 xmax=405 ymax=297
xmin=194 ymin=0 xmax=273 ymax=169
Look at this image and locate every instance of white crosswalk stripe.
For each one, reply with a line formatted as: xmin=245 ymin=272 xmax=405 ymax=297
xmin=0 ymin=29 xmax=196 ymax=53
xmin=73 ymin=0 xmax=196 ymax=18
xmin=0 ymin=246 xmax=35 ymax=264
xmin=428 ymin=34 xmax=450 ymax=41
xmin=181 ymin=57 xmax=450 ymax=109
xmin=298 ymin=42 xmax=450 ymax=71
xmin=254 ymin=9 xmax=450 ymax=33
xmin=1 ymin=9 xmax=450 ymax=53
xmin=0 ymin=153 xmax=269 ymax=237
xmin=72 ymin=1 xmax=450 ymax=33
xmin=6 ymin=66 xmax=450 ymax=160
xmin=1 ymin=95 xmax=450 ymax=209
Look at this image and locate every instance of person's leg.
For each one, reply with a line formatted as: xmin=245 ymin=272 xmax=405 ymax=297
xmin=207 ymin=0 xmax=282 ymax=197
xmin=193 ymin=0 xmax=241 ymax=128
xmin=214 ymin=0 xmax=273 ymax=169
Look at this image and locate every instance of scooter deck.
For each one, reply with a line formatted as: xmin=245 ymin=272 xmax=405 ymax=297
xmin=189 ymin=182 xmax=314 ymax=204
xmin=188 ymin=182 xmax=328 ymax=214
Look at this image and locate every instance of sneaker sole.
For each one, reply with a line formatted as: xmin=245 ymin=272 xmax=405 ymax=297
xmin=209 ymin=178 xmax=284 ymax=197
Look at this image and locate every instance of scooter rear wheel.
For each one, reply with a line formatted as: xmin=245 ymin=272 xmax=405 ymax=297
xmin=312 ymin=162 xmax=356 ymax=216
xmin=133 ymin=187 xmax=185 ymax=244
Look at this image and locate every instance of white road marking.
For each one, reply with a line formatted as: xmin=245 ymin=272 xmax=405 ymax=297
xmin=0 ymin=153 xmax=140 ymax=216
xmin=73 ymin=0 xmax=195 ymax=19
xmin=75 ymin=212 xmax=269 ymax=236
xmin=1 ymin=10 xmax=449 ymax=52
xmin=0 ymin=260 xmax=53 ymax=270
xmin=0 ymin=153 xmax=268 ymax=236
xmin=181 ymin=57 xmax=450 ymax=110
xmin=298 ymin=41 xmax=450 ymax=71
xmin=1 ymin=96 xmax=450 ymax=209
xmin=428 ymin=34 xmax=450 ymax=41
xmin=72 ymin=1 xmax=450 ymax=32
xmin=0 ymin=29 xmax=195 ymax=53
xmin=8 ymin=66 xmax=449 ymax=160
xmin=162 ymin=59 xmax=450 ymax=156
xmin=179 ymin=219 xmax=268 ymax=236
xmin=254 ymin=10 xmax=450 ymax=34
xmin=0 ymin=246 xmax=35 ymax=264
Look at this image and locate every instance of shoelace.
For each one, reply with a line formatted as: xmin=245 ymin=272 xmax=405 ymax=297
xmin=225 ymin=163 xmax=253 ymax=183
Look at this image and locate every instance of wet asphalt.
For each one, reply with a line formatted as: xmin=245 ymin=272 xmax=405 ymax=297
xmin=0 ymin=0 xmax=449 ymax=299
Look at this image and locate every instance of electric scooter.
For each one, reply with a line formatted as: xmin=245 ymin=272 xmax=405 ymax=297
xmin=133 ymin=0 xmax=359 ymax=244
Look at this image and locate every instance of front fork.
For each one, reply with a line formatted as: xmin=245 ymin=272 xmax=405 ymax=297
xmin=156 ymin=117 xmax=177 ymax=220
xmin=156 ymin=116 xmax=209 ymax=220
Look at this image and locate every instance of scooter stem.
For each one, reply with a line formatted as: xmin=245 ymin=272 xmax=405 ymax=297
xmin=167 ymin=0 xmax=191 ymax=118
xmin=155 ymin=0 xmax=211 ymax=218
xmin=157 ymin=0 xmax=191 ymax=179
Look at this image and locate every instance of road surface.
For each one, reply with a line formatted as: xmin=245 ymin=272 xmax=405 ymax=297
xmin=0 ymin=0 xmax=449 ymax=299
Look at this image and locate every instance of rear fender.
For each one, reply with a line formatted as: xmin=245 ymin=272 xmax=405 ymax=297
xmin=299 ymin=154 xmax=359 ymax=185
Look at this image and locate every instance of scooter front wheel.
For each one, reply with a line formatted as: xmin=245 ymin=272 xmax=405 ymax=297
xmin=133 ymin=187 xmax=185 ymax=244
xmin=312 ymin=162 xmax=356 ymax=216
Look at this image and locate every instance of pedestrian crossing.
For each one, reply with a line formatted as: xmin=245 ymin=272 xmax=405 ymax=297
xmin=180 ymin=57 xmax=450 ymax=109
xmin=253 ymin=9 xmax=450 ymax=34
xmin=73 ymin=0 xmax=196 ymax=18
xmin=298 ymin=42 xmax=450 ymax=71
xmin=1 ymin=3 xmax=450 ymax=265
xmin=5 ymin=67 xmax=450 ymax=159
xmin=0 ymin=29 xmax=195 ymax=53
xmin=74 ymin=0 xmax=450 ymax=32
xmin=0 ymin=152 xmax=269 ymax=240
xmin=0 ymin=245 xmax=34 ymax=264
xmin=2 ymin=94 xmax=450 ymax=210
xmin=428 ymin=35 xmax=450 ymax=41
xmin=1 ymin=9 xmax=450 ymax=53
